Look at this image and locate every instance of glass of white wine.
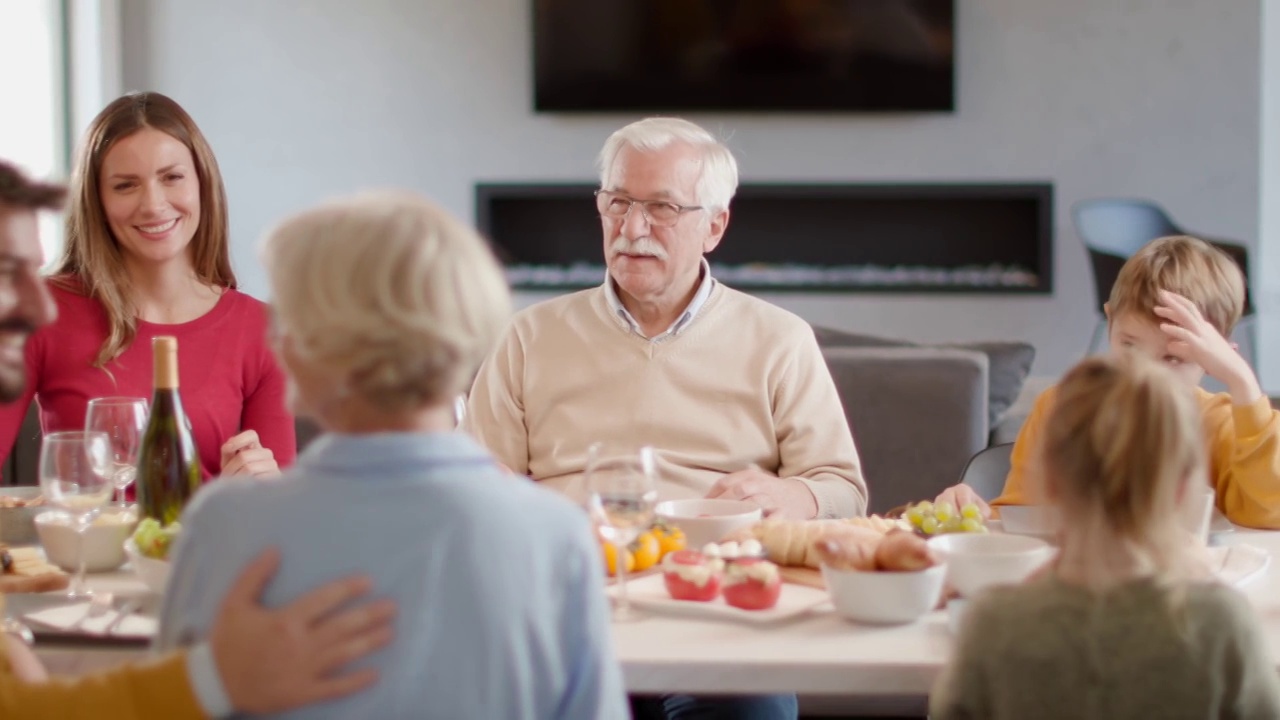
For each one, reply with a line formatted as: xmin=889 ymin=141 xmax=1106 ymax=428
xmin=585 ymin=443 xmax=657 ymax=622
xmin=85 ymin=397 xmax=149 ymax=506
xmin=39 ymin=431 xmax=113 ymax=600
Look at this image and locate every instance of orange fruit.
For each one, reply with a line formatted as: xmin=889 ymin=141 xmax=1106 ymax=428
xmin=651 ymin=523 xmax=687 ymax=558
xmin=602 ymin=541 xmax=635 ymax=576
xmin=630 ymin=531 xmax=661 ymax=571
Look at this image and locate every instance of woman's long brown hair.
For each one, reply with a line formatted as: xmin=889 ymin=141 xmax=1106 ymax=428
xmin=53 ymin=91 xmax=236 ymax=367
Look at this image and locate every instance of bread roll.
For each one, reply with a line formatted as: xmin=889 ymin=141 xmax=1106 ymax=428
xmin=812 ymin=534 xmax=878 ymax=571
xmin=730 ymin=519 xmax=884 ymax=568
xmin=874 ymin=530 xmax=937 ymax=571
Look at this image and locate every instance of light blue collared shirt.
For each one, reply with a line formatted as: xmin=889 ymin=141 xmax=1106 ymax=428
xmin=604 ymin=257 xmax=716 ymax=341
xmin=157 ymin=432 xmax=628 ymax=720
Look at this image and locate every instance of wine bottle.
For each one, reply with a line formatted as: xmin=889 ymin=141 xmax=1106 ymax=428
xmin=136 ymin=336 xmax=201 ymax=526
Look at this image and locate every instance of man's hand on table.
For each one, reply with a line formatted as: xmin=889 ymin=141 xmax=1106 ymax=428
xmin=210 ymin=548 xmax=396 ymax=713
xmin=705 ymin=468 xmax=818 ymax=520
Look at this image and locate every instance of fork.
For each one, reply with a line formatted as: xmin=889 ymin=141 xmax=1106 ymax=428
xmin=103 ymin=598 xmax=143 ymax=636
xmin=69 ymin=592 xmax=114 ymax=632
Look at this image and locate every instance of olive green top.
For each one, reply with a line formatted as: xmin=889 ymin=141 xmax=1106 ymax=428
xmin=931 ymin=574 xmax=1280 ymax=720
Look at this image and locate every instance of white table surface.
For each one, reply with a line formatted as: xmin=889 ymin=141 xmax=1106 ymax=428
xmin=23 ymin=527 xmax=1280 ymax=695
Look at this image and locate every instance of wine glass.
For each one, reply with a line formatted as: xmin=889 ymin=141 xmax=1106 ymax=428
xmin=585 ymin=443 xmax=657 ymax=622
xmin=85 ymin=397 xmax=149 ymax=506
xmin=39 ymin=431 xmax=113 ymax=600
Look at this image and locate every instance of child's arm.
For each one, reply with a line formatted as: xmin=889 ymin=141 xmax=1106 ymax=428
xmin=1153 ymin=291 xmax=1280 ymax=527
xmin=987 ymin=387 xmax=1056 ymax=508
xmin=1204 ymin=394 xmax=1280 ymax=529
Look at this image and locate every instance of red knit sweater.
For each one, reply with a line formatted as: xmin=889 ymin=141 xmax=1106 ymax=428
xmin=0 ymin=280 xmax=296 ymax=480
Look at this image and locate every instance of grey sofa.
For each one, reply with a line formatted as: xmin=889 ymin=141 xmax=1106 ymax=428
xmin=821 ymin=345 xmax=990 ymax=515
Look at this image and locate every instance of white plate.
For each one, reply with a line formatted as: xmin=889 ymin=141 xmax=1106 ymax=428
xmin=610 ymin=573 xmax=831 ymax=624
xmin=993 ymin=506 xmax=1059 ymax=537
xmin=1209 ymin=544 xmax=1270 ymax=587
xmin=1000 ymin=505 xmax=1237 ymax=542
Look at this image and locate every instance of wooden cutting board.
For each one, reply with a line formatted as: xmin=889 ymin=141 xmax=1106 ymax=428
xmin=0 ymin=547 xmax=68 ymax=594
xmin=779 ymin=566 xmax=825 ymax=589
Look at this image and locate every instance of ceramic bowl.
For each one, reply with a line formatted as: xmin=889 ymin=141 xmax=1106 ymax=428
xmin=928 ymin=532 xmax=1052 ymax=598
xmin=123 ymin=538 xmax=171 ymax=594
xmin=34 ymin=507 xmax=138 ymax=572
xmin=654 ymin=499 xmax=763 ymax=548
xmin=822 ymin=562 xmax=948 ymax=625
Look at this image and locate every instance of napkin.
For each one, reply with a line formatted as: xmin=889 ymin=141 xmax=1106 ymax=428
xmin=24 ymin=602 xmax=157 ymax=639
xmin=1207 ymin=544 xmax=1271 ymax=588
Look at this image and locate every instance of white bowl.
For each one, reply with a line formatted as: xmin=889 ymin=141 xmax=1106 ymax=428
xmin=654 ymin=499 xmax=763 ymax=548
xmin=35 ymin=508 xmax=138 ymax=573
xmin=821 ymin=563 xmax=948 ymax=625
xmin=123 ymin=538 xmax=171 ymax=594
xmin=947 ymin=597 xmax=970 ymax=635
xmin=928 ymin=533 xmax=1052 ymax=598
xmin=1179 ymin=487 xmax=1216 ymax=545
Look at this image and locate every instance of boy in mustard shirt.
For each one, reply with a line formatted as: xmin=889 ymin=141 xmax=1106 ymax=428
xmin=938 ymin=235 xmax=1280 ymax=529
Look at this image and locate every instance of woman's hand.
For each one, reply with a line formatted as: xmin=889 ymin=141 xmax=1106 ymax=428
xmin=220 ymin=430 xmax=280 ymax=478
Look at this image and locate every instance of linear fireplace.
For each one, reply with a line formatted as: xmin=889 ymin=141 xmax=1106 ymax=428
xmin=475 ymin=182 xmax=1053 ymax=294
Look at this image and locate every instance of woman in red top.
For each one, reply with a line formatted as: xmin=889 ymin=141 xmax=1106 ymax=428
xmin=0 ymin=92 xmax=294 ymax=479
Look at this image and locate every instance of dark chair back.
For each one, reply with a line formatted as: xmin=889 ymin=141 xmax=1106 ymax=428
xmin=1072 ymin=198 xmax=1254 ymax=317
xmin=958 ymin=442 xmax=1014 ymax=502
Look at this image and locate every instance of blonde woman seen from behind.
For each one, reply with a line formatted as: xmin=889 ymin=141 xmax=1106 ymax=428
xmin=156 ymin=191 xmax=628 ymax=719
xmin=931 ymin=354 xmax=1280 ymax=720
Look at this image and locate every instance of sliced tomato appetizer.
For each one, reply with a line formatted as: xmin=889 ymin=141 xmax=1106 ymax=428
xmin=662 ymin=549 xmax=722 ymax=602
xmin=722 ymin=558 xmax=782 ymax=611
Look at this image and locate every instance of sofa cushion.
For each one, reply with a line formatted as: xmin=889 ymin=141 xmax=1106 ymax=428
xmin=822 ymin=346 xmax=989 ymax=514
xmin=813 ymin=327 xmax=1036 ymax=432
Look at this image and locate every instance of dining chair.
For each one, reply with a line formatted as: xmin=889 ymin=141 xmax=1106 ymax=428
xmin=1072 ymin=198 xmax=1256 ymax=365
xmin=958 ymin=442 xmax=1014 ymax=502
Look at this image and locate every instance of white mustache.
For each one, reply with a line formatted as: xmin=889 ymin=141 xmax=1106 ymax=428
xmin=610 ymin=236 xmax=669 ymax=260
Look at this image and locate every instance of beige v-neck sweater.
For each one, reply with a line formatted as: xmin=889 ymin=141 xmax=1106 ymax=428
xmin=465 ymin=283 xmax=866 ymax=519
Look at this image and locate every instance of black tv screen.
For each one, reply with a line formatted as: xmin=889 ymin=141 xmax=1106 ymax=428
xmin=533 ymin=0 xmax=955 ymax=113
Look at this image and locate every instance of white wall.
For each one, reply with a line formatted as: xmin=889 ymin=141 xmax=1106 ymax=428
xmin=118 ymin=0 xmax=1262 ymax=378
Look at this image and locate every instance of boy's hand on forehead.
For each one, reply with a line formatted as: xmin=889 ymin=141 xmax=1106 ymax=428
xmin=1154 ymin=290 xmax=1262 ymax=404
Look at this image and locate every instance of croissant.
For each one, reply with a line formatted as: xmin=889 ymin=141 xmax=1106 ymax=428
xmin=730 ymin=519 xmax=886 ymax=568
xmin=873 ymin=529 xmax=937 ymax=571
xmin=812 ymin=533 xmax=879 ymax=571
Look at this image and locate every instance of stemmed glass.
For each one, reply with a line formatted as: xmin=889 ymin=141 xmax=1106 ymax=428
xmin=85 ymin=397 xmax=149 ymax=506
xmin=585 ymin=443 xmax=657 ymax=622
xmin=39 ymin=431 xmax=113 ymax=600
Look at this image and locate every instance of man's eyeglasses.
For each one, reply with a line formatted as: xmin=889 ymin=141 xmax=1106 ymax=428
xmin=594 ymin=190 xmax=703 ymax=228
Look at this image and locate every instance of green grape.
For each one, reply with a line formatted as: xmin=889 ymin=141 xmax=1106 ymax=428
xmin=961 ymin=518 xmax=985 ymax=533
xmin=961 ymin=503 xmax=982 ymax=520
xmin=920 ymin=516 xmax=940 ymax=535
xmin=942 ymin=516 xmax=964 ymax=534
xmin=905 ymin=507 xmax=924 ymax=526
xmin=914 ymin=501 xmax=934 ymax=516
xmin=935 ymin=501 xmax=955 ymax=523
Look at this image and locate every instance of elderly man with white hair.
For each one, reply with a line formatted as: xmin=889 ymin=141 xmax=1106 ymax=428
xmin=466 ymin=117 xmax=865 ymax=719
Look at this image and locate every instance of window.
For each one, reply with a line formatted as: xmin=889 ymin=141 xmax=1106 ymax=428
xmin=0 ymin=0 xmax=67 ymax=266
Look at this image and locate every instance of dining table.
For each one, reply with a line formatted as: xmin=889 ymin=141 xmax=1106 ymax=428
xmin=19 ymin=523 xmax=1280 ymax=705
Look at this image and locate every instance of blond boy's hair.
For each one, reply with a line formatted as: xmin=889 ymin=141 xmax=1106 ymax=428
xmin=1108 ymin=235 xmax=1245 ymax=336
xmin=1040 ymin=354 xmax=1206 ymax=590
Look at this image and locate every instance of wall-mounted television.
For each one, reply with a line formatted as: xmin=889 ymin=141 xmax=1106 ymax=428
xmin=533 ymin=0 xmax=955 ymax=113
